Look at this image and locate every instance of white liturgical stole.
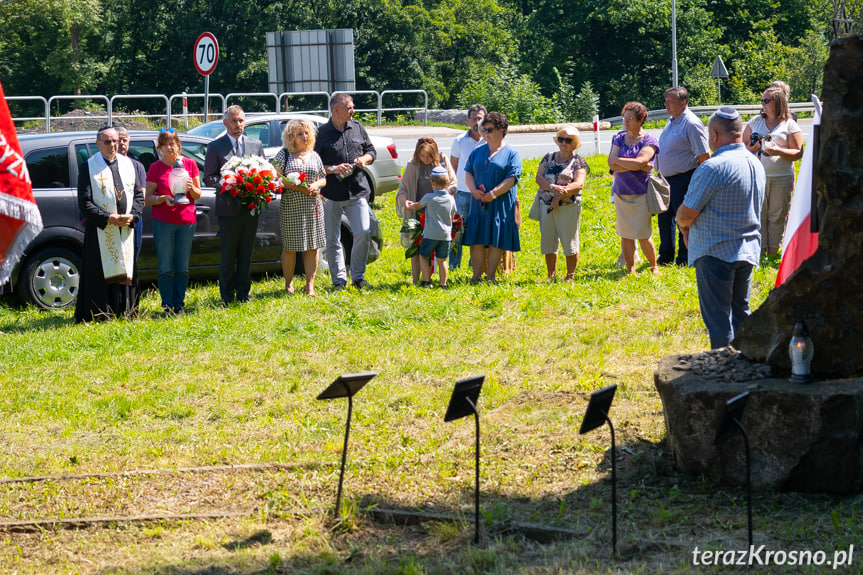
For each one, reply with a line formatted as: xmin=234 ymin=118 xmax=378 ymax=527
xmin=88 ymin=153 xmax=136 ymax=282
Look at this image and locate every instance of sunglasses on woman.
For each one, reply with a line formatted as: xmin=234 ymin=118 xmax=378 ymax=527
xmin=480 ymin=127 xmax=495 ymax=134
xmin=557 ymin=136 xmax=573 ymax=144
xmin=761 ymin=98 xmax=772 ymax=104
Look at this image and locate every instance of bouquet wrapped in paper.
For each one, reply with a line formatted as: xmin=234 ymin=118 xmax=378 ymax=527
xmin=400 ymin=213 xmax=425 ymax=259
xmin=219 ymin=155 xmax=282 ymax=215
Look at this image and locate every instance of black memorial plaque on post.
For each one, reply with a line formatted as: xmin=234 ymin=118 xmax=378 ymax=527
xmin=579 ymin=384 xmax=617 ymax=435
xmin=579 ymin=384 xmax=618 ymax=556
xmin=317 ymin=371 xmax=378 ymax=516
xmin=713 ymin=391 xmax=753 ymax=548
xmin=444 ymin=375 xmax=484 ymax=422
xmin=713 ymin=392 xmax=749 ymax=446
xmin=317 ymin=371 xmax=377 ymax=401
xmin=444 ymin=375 xmax=485 ymax=544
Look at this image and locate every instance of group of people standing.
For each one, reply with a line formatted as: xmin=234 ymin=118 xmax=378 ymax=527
xmin=398 ymin=105 xmax=526 ymax=286
xmin=74 ymin=87 xmax=802 ymax=353
xmin=398 ymin=105 xmax=590 ymax=286
xmin=203 ymin=95 xmax=378 ymax=304
xmin=615 ymin=82 xmax=801 ymax=350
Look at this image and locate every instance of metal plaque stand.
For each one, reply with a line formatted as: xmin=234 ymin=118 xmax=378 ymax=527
xmin=713 ymin=391 xmax=753 ymax=548
xmin=579 ymin=384 xmax=619 ymax=556
xmin=444 ymin=375 xmax=485 ymax=544
xmin=316 ymin=371 xmax=377 ymax=515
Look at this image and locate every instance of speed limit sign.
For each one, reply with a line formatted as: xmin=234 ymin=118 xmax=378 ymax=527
xmin=194 ymin=32 xmax=219 ymax=76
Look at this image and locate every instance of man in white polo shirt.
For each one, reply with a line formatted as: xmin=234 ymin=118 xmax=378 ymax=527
xmin=450 ymin=104 xmax=486 ymax=269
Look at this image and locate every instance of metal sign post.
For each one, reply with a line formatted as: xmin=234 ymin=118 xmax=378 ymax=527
xmin=710 ymin=56 xmax=729 ymax=104
xmin=194 ymin=32 xmax=219 ymax=123
xmin=714 ymin=392 xmax=753 ymax=548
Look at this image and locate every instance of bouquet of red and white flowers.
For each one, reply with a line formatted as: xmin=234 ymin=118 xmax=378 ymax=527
xmin=449 ymin=213 xmax=464 ymax=255
xmin=280 ymin=171 xmax=325 ymax=198
xmin=219 ymin=155 xmax=282 ymax=215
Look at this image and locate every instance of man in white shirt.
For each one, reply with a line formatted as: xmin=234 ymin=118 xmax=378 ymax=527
xmin=450 ymin=104 xmax=486 ymax=269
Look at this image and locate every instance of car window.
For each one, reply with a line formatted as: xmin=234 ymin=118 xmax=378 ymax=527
xmin=243 ymin=123 xmax=270 ymax=146
xmin=73 ymin=143 xmax=101 ymax=172
xmin=187 ymin=121 xmax=225 ymax=139
xmin=26 ymin=147 xmax=70 ymax=188
xmin=181 ymin=142 xmax=208 ymax=174
xmin=127 ymin=141 xmax=159 ymax=172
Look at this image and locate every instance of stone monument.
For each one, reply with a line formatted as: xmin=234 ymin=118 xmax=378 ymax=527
xmin=655 ymin=35 xmax=863 ymax=494
xmin=734 ymin=35 xmax=863 ymax=377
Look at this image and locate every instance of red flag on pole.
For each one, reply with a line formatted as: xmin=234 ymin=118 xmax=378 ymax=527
xmin=775 ymin=96 xmax=821 ymax=287
xmin=0 ymin=81 xmax=42 ymax=285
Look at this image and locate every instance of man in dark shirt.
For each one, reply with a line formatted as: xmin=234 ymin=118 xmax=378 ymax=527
xmin=116 ymin=126 xmax=145 ymax=261
xmin=315 ymin=93 xmax=376 ymax=290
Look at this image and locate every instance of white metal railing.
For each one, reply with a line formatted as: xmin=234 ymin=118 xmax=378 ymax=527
xmin=110 ymin=94 xmax=170 ymax=129
xmin=278 ymin=91 xmax=330 ymax=116
xmin=379 ymin=90 xmax=428 ymax=126
xmin=225 ymin=92 xmax=280 ymax=115
xmin=8 ymin=89 xmax=430 ymax=131
xmin=4 ymin=96 xmax=49 ymax=132
xmin=330 ymin=90 xmax=380 ymax=120
xmin=602 ymin=102 xmax=817 ymax=126
xmin=168 ymin=92 xmax=228 ymax=127
xmin=45 ymin=95 xmax=110 ymax=132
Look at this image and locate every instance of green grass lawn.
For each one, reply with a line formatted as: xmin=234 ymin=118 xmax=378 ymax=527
xmin=0 ymin=156 xmax=857 ymax=574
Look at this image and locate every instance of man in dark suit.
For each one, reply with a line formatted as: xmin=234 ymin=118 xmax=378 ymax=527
xmin=203 ymin=105 xmax=264 ymax=304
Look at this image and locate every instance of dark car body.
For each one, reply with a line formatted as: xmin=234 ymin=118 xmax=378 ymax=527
xmin=7 ymin=131 xmax=382 ymax=310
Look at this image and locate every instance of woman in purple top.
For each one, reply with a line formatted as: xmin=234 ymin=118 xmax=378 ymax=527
xmin=608 ymin=101 xmax=661 ymax=275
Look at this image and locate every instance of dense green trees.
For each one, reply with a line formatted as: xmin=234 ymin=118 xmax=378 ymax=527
xmin=0 ymin=0 xmax=836 ymax=120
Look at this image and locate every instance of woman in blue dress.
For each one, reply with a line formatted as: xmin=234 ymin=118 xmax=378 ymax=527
xmin=463 ymin=111 xmax=522 ymax=284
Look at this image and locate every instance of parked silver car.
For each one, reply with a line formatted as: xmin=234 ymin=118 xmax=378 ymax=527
xmin=188 ymin=113 xmax=401 ymax=201
xmin=7 ymin=130 xmax=383 ymax=310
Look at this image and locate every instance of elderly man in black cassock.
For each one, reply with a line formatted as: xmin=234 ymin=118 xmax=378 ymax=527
xmin=74 ymin=126 xmax=145 ymax=323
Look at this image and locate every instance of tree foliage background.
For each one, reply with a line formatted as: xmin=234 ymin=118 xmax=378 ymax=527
xmin=0 ymin=0 xmax=835 ymax=120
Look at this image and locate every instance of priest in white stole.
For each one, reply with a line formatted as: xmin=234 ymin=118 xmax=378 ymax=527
xmin=74 ymin=127 xmax=145 ymax=323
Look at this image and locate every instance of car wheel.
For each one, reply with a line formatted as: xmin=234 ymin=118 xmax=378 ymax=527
xmin=17 ymin=247 xmax=82 ymax=310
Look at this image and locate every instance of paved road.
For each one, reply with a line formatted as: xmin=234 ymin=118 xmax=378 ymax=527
xmin=371 ymin=126 xmax=638 ymax=164
xmin=368 ymin=123 xmax=813 ymax=165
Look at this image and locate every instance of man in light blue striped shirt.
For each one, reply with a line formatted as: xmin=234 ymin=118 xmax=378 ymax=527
xmin=677 ymin=107 xmax=766 ymax=349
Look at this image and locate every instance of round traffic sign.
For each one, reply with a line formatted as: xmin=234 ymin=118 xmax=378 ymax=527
xmin=194 ymin=32 xmax=219 ymax=76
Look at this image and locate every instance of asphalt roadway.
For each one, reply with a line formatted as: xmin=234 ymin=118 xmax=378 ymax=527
xmin=367 ymin=122 xmax=813 ymax=165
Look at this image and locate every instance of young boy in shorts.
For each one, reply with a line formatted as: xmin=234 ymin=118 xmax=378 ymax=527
xmin=404 ymin=166 xmax=457 ymax=288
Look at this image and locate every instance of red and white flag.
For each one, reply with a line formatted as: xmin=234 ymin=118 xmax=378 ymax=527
xmin=0 ymin=80 xmax=42 ymax=285
xmin=775 ymin=96 xmax=821 ymax=287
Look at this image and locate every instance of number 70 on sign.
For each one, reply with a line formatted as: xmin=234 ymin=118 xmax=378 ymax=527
xmin=194 ymin=32 xmax=219 ymax=76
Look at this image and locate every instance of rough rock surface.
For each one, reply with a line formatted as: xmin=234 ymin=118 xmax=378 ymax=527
xmin=734 ymin=35 xmax=863 ymax=378
xmin=655 ymin=349 xmax=863 ymax=494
